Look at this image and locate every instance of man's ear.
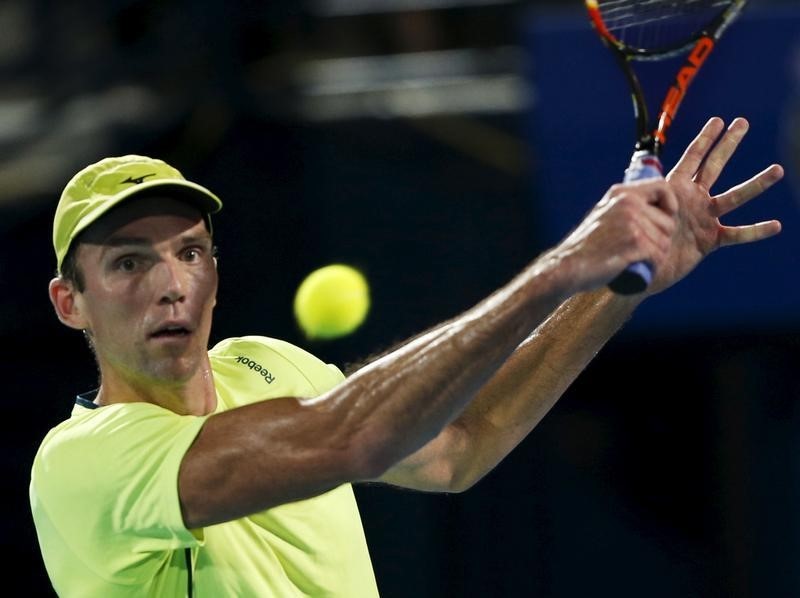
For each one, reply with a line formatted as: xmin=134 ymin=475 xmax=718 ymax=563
xmin=49 ymin=277 xmax=88 ymax=331
xmin=212 ymin=256 xmax=218 ymax=308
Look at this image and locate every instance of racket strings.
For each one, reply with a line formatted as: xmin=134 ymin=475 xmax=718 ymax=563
xmin=598 ymin=0 xmax=733 ymax=50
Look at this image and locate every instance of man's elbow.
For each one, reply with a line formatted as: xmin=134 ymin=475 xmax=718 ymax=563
xmin=345 ymin=430 xmax=403 ymax=482
xmin=444 ymin=462 xmax=485 ymax=493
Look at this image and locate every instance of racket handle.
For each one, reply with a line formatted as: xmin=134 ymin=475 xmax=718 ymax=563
xmin=608 ymin=150 xmax=664 ymax=295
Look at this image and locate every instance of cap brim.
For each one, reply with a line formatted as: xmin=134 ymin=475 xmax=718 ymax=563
xmin=70 ymin=178 xmax=223 ymax=242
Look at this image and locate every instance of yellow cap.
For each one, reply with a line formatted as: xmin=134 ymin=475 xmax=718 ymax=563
xmin=53 ymin=155 xmax=223 ymax=272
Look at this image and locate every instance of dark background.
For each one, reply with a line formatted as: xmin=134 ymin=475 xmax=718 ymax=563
xmin=6 ymin=1 xmax=800 ymax=596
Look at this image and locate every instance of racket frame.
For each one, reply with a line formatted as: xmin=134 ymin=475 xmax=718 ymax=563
xmin=585 ymin=0 xmax=747 ymax=152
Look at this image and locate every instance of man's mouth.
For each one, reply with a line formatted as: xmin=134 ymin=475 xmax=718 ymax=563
xmin=150 ymin=324 xmax=192 ymax=339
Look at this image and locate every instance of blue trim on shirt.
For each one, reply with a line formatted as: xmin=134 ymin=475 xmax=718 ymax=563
xmin=75 ymin=390 xmax=99 ymax=410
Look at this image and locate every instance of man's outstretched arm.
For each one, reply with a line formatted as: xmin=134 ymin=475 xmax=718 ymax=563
xmin=178 ymin=147 xmax=680 ymax=528
xmin=376 ymin=117 xmax=784 ymax=492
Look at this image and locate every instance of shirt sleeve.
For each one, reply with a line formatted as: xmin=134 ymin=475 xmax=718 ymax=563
xmin=33 ymin=402 xmax=209 ymax=574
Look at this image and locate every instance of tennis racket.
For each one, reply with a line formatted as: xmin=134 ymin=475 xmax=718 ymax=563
xmin=585 ymin=0 xmax=747 ymax=294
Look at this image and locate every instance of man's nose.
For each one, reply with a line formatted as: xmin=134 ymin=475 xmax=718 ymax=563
xmin=156 ymin=259 xmax=186 ymax=304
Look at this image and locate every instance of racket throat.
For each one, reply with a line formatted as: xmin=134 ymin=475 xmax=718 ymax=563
xmin=635 ymin=135 xmax=658 ymax=154
xmin=655 ymin=36 xmax=715 ymax=146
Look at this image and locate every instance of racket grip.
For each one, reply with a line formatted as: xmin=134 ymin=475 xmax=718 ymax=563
xmin=608 ymin=150 xmax=664 ymax=295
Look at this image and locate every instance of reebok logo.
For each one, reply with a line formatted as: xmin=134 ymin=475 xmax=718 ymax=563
xmin=120 ymin=173 xmax=156 ymax=185
xmin=235 ymin=355 xmax=275 ymax=384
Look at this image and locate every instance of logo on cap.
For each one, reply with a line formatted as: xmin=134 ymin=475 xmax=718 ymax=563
xmin=120 ymin=173 xmax=156 ymax=185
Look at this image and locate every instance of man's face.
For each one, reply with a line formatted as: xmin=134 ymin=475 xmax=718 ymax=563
xmin=72 ymin=196 xmax=218 ymax=385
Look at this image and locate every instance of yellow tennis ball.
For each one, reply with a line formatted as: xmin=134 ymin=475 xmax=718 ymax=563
xmin=293 ymin=264 xmax=370 ymax=340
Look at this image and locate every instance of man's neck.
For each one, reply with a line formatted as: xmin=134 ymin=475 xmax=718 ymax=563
xmin=94 ymin=356 xmax=217 ymax=416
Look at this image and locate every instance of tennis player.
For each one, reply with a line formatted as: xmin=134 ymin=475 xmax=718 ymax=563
xmin=30 ymin=117 xmax=781 ymax=596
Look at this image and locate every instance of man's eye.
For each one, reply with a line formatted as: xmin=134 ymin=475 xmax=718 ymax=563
xmin=183 ymin=248 xmax=200 ymax=261
xmin=116 ymin=257 xmax=139 ymax=272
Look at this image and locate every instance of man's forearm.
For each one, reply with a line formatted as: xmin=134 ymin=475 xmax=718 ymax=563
xmin=377 ymin=288 xmax=643 ymax=492
xmin=445 ymin=288 xmax=642 ymax=488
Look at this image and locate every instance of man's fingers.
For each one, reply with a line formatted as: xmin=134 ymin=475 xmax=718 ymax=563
xmin=712 ymin=164 xmax=785 ymax=217
xmin=719 ymin=220 xmax=782 ymax=248
xmin=612 ymin=181 xmax=677 ymax=254
xmin=669 ymin=117 xmax=725 ymax=179
xmin=692 ymin=117 xmax=749 ymax=190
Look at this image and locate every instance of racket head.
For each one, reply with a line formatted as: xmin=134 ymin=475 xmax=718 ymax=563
xmin=586 ymin=0 xmax=746 ymax=59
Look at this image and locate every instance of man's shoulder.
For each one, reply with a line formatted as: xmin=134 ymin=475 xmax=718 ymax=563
xmin=208 ymin=335 xmax=345 ymax=396
xmin=31 ymin=402 xmax=198 ymax=494
xmin=209 ymin=335 xmax=342 ymax=372
xmin=37 ymin=403 xmax=186 ymax=453
xmin=210 ymin=335 xmax=315 ymax=361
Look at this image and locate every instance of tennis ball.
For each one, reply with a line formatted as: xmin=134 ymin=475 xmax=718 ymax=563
xmin=293 ymin=264 xmax=370 ymax=340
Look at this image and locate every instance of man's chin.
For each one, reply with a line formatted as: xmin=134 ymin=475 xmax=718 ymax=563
xmin=147 ymin=353 xmax=203 ymax=385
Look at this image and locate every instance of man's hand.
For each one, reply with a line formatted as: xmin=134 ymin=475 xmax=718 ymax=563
xmin=550 ymin=177 xmax=679 ymax=295
xmin=649 ymin=116 xmax=784 ymax=294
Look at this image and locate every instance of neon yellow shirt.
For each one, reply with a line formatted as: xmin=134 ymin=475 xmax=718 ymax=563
xmin=30 ymin=336 xmax=379 ymax=597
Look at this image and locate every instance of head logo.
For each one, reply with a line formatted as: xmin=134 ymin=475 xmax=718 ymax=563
xmin=120 ymin=173 xmax=156 ymax=185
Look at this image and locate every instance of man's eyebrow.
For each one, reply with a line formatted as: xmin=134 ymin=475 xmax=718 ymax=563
xmin=179 ymin=234 xmax=213 ymax=246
